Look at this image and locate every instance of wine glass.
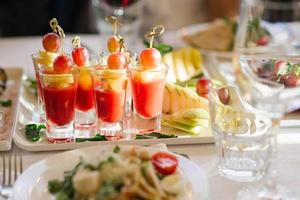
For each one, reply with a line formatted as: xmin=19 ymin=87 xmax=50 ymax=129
xmin=233 ymin=0 xmax=300 ymax=198
xmin=92 ymin=0 xmax=145 ymax=50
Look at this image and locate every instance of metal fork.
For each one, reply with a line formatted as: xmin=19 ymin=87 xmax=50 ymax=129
xmin=0 ymin=154 xmax=23 ymax=199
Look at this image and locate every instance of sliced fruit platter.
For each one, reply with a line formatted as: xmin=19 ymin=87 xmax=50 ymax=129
xmin=13 ymin=17 xmax=221 ymax=151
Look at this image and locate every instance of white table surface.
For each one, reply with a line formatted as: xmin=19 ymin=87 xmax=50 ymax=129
xmin=1 ymin=36 xmax=300 ymax=200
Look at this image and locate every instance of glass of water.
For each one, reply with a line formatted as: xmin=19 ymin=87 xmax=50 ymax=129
xmin=209 ymin=85 xmax=273 ymax=182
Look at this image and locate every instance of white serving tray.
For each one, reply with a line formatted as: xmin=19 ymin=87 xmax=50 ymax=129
xmin=13 ymin=82 xmax=214 ymax=152
xmin=0 ymin=68 xmax=23 ymax=151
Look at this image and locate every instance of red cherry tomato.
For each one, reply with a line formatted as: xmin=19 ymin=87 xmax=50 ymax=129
xmin=107 ymin=52 xmax=126 ymax=69
xmin=281 ymin=74 xmax=300 ymax=87
xmin=256 ymin=36 xmax=269 ymax=46
xmin=53 ymin=55 xmax=73 ymax=73
xmin=72 ymin=47 xmax=89 ymax=66
xmin=42 ymin=33 xmax=61 ymax=52
xmin=140 ymin=48 xmax=161 ymax=69
xmin=196 ymin=77 xmax=212 ymax=97
xmin=107 ymin=36 xmax=120 ymax=53
xmin=272 ymin=60 xmax=286 ymax=75
xmin=151 ymin=152 xmax=178 ymax=175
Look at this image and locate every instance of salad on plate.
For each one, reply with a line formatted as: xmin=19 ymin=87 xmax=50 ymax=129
xmin=48 ymin=145 xmax=189 ymax=200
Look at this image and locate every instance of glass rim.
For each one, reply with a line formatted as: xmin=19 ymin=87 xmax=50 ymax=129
xmin=209 ymin=84 xmax=236 ymax=97
xmin=31 ymin=51 xmax=60 ymax=58
xmin=211 ymin=123 xmax=272 ymax=139
xmin=209 ymin=85 xmax=273 ymax=139
xmin=75 ymin=55 xmax=101 ymax=69
xmin=39 ymin=67 xmax=79 ymax=77
xmin=243 ymin=0 xmax=300 ymax=10
xmin=239 ymin=54 xmax=300 ymax=62
xmin=128 ymin=62 xmax=169 ymax=73
xmin=239 ymin=55 xmax=300 ymax=99
xmin=91 ymin=66 xmax=127 ymax=77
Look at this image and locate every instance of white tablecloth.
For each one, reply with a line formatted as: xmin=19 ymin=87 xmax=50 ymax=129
xmin=1 ymin=36 xmax=300 ymax=200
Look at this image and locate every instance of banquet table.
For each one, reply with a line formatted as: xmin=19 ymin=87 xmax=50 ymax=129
xmin=1 ymin=35 xmax=300 ymax=200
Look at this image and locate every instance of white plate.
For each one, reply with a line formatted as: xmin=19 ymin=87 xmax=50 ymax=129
xmin=13 ymin=144 xmax=209 ymax=200
xmin=161 ymin=23 xmax=233 ymax=60
xmin=0 ymin=67 xmax=23 ymax=151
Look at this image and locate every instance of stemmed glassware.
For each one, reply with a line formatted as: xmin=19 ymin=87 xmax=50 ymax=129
xmin=92 ymin=0 xmax=145 ymax=50
xmin=233 ymin=0 xmax=300 ymax=198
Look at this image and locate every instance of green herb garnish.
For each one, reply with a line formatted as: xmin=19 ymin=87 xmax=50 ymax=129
xmin=0 ymin=99 xmax=12 ymax=107
xmin=113 ymin=146 xmax=120 ymax=153
xmin=48 ymin=180 xmax=64 ymax=193
xmin=246 ymin=17 xmax=270 ymax=47
xmin=288 ymin=63 xmax=300 ymax=76
xmin=25 ymin=124 xmax=46 ymax=142
xmin=75 ymin=134 xmax=108 ymax=142
xmin=135 ymin=132 xmax=178 ymax=139
xmin=176 ymin=73 xmax=203 ymax=87
xmin=48 ymin=159 xmax=83 ymax=199
xmin=144 ymin=41 xmax=173 ymax=55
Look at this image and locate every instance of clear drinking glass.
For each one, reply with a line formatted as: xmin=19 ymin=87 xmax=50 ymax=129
xmin=92 ymin=67 xmax=128 ymax=138
xmin=74 ymin=55 xmax=100 ymax=138
xmin=128 ymin=63 xmax=168 ymax=133
xmin=209 ymin=85 xmax=272 ymax=182
xmin=31 ymin=52 xmax=58 ymax=122
xmin=233 ymin=0 xmax=300 ymax=198
xmin=98 ymin=51 xmax=137 ymax=137
xmin=40 ymin=67 xmax=78 ymax=143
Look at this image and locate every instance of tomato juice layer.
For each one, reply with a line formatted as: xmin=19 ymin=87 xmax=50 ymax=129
xmin=131 ymin=73 xmax=165 ymax=119
xmin=76 ymin=85 xmax=94 ymax=111
xmin=75 ymin=68 xmax=95 ymax=111
xmin=95 ymin=87 xmax=125 ymax=123
xmin=43 ymin=84 xmax=77 ymax=126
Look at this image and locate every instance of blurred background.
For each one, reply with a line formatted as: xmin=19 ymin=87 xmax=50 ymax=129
xmin=0 ymin=0 xmax=239 ymax=37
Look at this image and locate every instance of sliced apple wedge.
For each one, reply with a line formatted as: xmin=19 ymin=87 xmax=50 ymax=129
xmin=163 ymin=84 xmax=171 ymax=113
xmin=162 ymin=118 xmax=204 ymax=135
xmin=162 ymin=53 xmax=177 ymax=83
xmin=169 ymin=84 xmax=181 ymax=113
xmin=172 ymin=50 xmax=189 ymax=82
xmin=182 ymin=48 xmax=196 ymax=75
xmin=162 ymin=47 xmax=203 ymax=82
xmin=190 ymin=48 xmax=203 ymax=71
xmin=176 ymin=85 xmax=187 ymax=110
xmin=163 ymin=83 xmax=209 ymax=114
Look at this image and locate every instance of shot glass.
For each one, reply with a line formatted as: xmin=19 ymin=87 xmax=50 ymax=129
xmin=209 ymin=85 xmax=272 ymax=182
xmin=128 ymin=63 xmax=168 ymax=133
xmin=31 ymin=52 xmax=58 ymax=122
xmin=74 ymin=55 xmax=100 ymax=137
xmin=92 ymin=67 xmax=127 ymax=138
xmin=98 ymin=51 xmax=137 ymax=137
xmin=40 ymin=67 xmax=78 ymax=143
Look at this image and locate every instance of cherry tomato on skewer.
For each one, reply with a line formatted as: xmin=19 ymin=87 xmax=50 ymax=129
xmin=53 ymin=55 xmax=73 ymax=73
xmin=42 ymin=33 xmax=61 ymax=52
